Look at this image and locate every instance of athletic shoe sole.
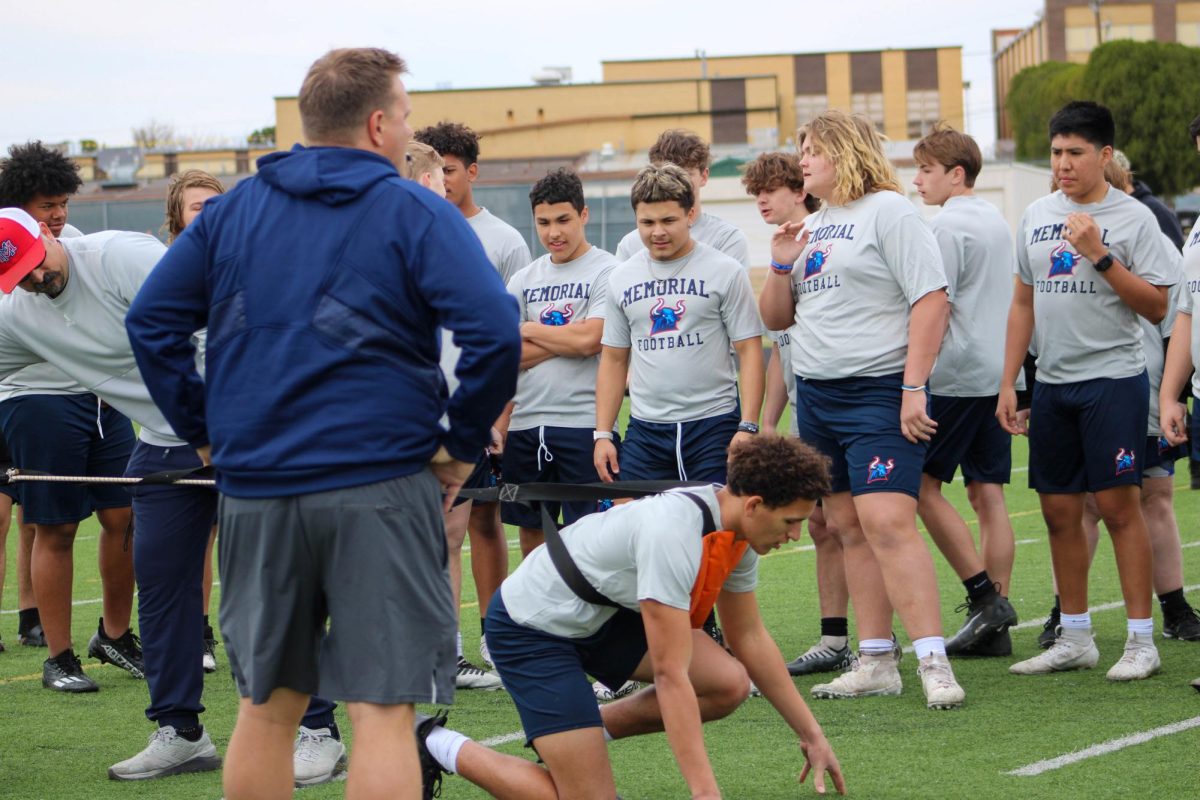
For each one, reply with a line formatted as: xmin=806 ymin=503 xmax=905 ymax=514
xmin=107 ymin=755 xmax=222 ymax=781
xmin=88 ymin=634 xmax=145 ymax=679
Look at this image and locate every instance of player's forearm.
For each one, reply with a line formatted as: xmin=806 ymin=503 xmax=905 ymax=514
xmin=520 ymin=341 xmax=556 ymax=370
xmin=731 ymin=626 xmax=825 ymax=743
xmin=903 ymin=290 xmax=948 ymax=387
xmin=1103 ymin=263 xmax=1168 ymax=323
xmin=522 ymin=321 xmax=603 ymax=357
xmin=1161 ymin=312 xmax=1193 ymax=407
xmin=733 ymin=338 xmax=765 ymax=424
xmin=762 ymin=346 xmax=787 ymax=430
xmin=655 ymin=669 xmax=721 ymax=798
xmin=758 ymin=271 xmax=796 ymax=331
xmin=595 ymin=347 xmax=629 ymax=431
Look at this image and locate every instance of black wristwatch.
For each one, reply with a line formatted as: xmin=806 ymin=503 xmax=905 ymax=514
xmin=1093 ymin=252 xmax=1114 ymax=272
xmin=737 ymin=421 xmax=760 ymax=434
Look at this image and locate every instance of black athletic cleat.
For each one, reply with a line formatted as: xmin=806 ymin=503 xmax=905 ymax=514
xmin=87 ymin=618 xmax=145 ymax=679
xmin=953 ymin=627 xmax=1012 ymax=657
xmin=945 ymin=593 xmax=1018 ymax=656
xmin=702 ymin=613 xmax=725 ymax=648
xmin=202 ymin=624 xmax=218 ymax=674
xmin=18 ymin=622 xmax=46 ymax=647
xmin=786 ymin=639 xmax=854 ymax=676
xmin=43 ymin=649 xmax=99 ymax=693
xmin=1038 ymin=606 xmax=1062 ymax=650
xmin=415 ymin=709 xmax=450 ymax=800
xmin=0 ymin=635 xmax=5 ymax=653
xmin=1163 ymin=604 xmax=1200 ymax=641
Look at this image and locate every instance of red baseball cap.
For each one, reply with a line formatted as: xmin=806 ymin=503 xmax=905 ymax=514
xmin=0 ymin=207 xmax=47 ymax=293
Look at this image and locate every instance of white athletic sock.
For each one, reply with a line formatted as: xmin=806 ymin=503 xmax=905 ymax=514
xmin=1060 ymin=612 xmax=1091 ymax=631
xmin=912 ymin=636 xmax=945 ymax=660
xmin=859 ymin=638 xmax=893 ymax=656
xmin=602 ymin=726 xmax=614 ymax=742
xmin=1127 ymin=617 xmax=1153 ymax=637
xmin=820 ymin=635 xmax=848 ymax=650
xmin=426 ymin=726 xmax=469 ymax=775
xmin=456 ymin=630 xmax=463 ymax=659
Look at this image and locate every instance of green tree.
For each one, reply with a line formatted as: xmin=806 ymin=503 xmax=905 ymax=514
xmin=1006 ymin=61 xmax=1084 ymax=162
xmin=1081 ymin=40 xmax=1200 ymax=197
xmin=247 ymin=126 xmax=276 ymax=146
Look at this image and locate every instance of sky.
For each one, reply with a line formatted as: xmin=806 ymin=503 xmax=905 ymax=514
xmin=3 ymin=0 xmax=1043 ymax=154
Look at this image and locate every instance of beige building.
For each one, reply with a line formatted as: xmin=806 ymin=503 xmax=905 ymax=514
xmin=993 ymin=0 xmax=1200 ymax=140
xmin=274 ymin=47 xmax=963 ymax=160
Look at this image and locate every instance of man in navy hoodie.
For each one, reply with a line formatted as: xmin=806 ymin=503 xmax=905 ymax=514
xmin=126 ymin=48 xmax=521 ymax=800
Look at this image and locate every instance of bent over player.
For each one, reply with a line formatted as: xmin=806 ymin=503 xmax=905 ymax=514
xmin=417 ymin=435 xmax=845 ymax=799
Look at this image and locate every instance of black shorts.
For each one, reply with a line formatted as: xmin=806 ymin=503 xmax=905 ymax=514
xmin=500 ymin=426 xmax=618 ymax=528
xmin=924 ymin=394 xmax=1011 ymax=485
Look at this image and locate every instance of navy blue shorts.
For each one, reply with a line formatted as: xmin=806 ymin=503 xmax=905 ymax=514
xmin=1189 ymin=400 xmax=1200 ymax=462
xmin=0 ymin=432 xmax=16 ymax=503
xmin=449 ymin=449 xmax=499 ymax=509
xmin=501 ymin=426 xmax=618 ymax=528
xmin=795 ymin=373 xmax=926 ymax=498
xmin=620 ymin=408 xmax=739 ymax=482
xmin=1028 ymin=372 xmax=1148 ymax=494
xmin=0 ymin=394 xmax=135 ymax=524
xmin=1145 ymin=434 xmax=1180 ymax=477
xmin=924 ymin=395 xmax=1011 ymax=485
xmin=486 ymin=591 xmax=648 ymax=744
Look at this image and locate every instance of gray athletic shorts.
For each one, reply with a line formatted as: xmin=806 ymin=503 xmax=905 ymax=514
xmin=217 ymin=470 xmax=457 ymax=706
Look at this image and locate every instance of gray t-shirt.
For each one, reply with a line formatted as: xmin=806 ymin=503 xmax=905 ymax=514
xmin=0 ymin=232 xmax=185 ymax=446
xmin=1016 ymin=187 xmax=1179 ymax=384
xmin=602 ymin=242 xmax=764 ymax=423
xmin=617 ymin=211 xmax=751 ymax=269
xmin=928 ymin=196 xmax=1015 ymax=397
xmin=500 ymin=486 xmax=757 ymax=638
xmin=769 ymin=328 xmax=799 ymax=436
xmin=1176 ymin=218 xmax=1200 ymax=400
xmin=467 ymin=207 xmax=532 ymax=285
xmin=507 ymin=247 xmax=617 ymax=429
xmin=784 ymin=191 xmax=947 ymax=380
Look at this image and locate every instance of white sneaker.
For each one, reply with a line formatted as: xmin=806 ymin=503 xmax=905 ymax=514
xmin=593 ymin=679 xmax=640 ymax=702
xmin=917 ymin=653 xmax=965 ymax=709
xmin=456 ymin=657 xmax=504 ymax=690
xmin=479 ymin=634 xmax=493 ymax=669
xmin=1105 ymin=632 xmax=1161 ymax=681
xmin=811 ymin=652 xmax=902 ymax=699
xmin=107 ymin=726 xmax=222 ymax=780
xmin=1009 ymin=627 xmax=1099 ymax=675
xmin=293 ymin=726 xmax=347 ymax=787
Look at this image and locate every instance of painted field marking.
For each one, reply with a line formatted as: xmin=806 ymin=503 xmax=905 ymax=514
xmin=1005 ymin=716 xmax=1200 ymax=776
xmin=479 ymin=731 xmax=526 ymax=747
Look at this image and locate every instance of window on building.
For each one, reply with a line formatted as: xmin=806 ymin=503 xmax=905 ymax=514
xmin=794 ymin=94 xmax=828 ymax=129
xmin=1068 ymin=22 xmax=1155 ymax=54
xmin=1065 ymin=25 xmax=1097 ymax=54
xmin=906 ymin=90 xmax=941 ymax=140
xmin=1179 ymin=22 xmax=1200 ymax=46
xmin=851 ymin=92 xmax=884 ymax=132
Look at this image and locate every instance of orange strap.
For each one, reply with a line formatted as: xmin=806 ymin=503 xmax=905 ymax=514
xmin=688 ymin=530 xmax=749 ymax=628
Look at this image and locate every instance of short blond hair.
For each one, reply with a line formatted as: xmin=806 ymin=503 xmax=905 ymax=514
xmin=165 ymin=169 xmax=225 ymax=242
xmin=797 ymin=110 xmax=902 ymax=205
xmin=404 ymin=141 xmax=444 ymax=181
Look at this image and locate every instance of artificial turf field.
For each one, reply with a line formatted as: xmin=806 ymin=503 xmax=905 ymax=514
xmin=1 ymin=433 xmax=1199 ymax=799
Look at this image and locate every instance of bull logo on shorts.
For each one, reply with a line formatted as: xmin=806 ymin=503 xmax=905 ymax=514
xmin=1158 ymin=436 xmax=1171 ymax=454
xmin=804 ymin=244 xmax=833 ymax=279
xmin=866 ymin=455 xmax=895 ymax=483
xmin=539 ymin=302 xmax=574 ymax=326
xmin=1049 ymin=243 xmax=1079 ymax=277
xmin=0 ymin=239 xmax=17 ymax=264
xmin=1114 ymin=448 xmax=1136 ymax=475
xmin=649 ymin=298 xmax=686 ymax=335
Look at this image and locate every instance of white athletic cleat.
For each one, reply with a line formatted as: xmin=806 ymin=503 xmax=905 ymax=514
xmin=1009 ymin=627 xmax=1099 ymax=675
xmin=810 ymin=652 xmax=902 ymax=699
xmin=293 ymin=726 xmax=347 ymax=787
xmin=1105 ymin=632 xmax=1161 ymax=681
xmin=917 ymin=653 xmax=965 ymax=709
xmin=107 ymin=726 xmax=221 ymax=781
xmin=479 ymin=634 xmax=493 ymax=669
xmin=593 ymin=679 xmax=640 ymax=702
xmin=455 ymin=657 xmax=504 ymax=690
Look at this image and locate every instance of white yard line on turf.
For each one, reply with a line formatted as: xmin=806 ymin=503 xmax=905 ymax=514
xmin=1005 ymin=716 xmax=1200 ymax=776
xmin=479 ymin=731 xmax=527 ymax=747
xmin=0 ymin=583 xmax=220 ymax=615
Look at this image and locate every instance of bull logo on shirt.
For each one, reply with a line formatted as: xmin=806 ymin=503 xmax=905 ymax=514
xmin=649 ymin=298 xmax=686 ymax=335
xmin=539 ymin=303 xmax=574 ymax=326
xmin=1049 ymin=243 xmax=1079 ymax=277
xmin=0 ymin=240 xmax=17 ymax=264
xmin=1114 ymin=448 xmax=1136 ymax=476
xmin=866 ymin=455 xmax=895 ymax=484
xmin=804 ymin=244 xmax=833 ymax=279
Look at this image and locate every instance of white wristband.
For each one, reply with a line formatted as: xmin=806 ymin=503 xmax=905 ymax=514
xmin=593 ymin=430 xmax=614 ymax=441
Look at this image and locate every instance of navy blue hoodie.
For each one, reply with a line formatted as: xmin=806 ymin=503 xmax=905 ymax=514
xmin=127 ymin=145 xmax=521 ymax=498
